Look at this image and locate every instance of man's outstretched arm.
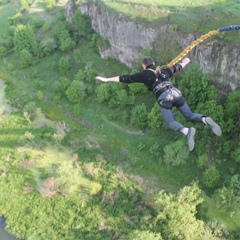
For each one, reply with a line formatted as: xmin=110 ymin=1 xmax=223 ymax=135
xmin=96 ymin=76 xmax=120 ymax=82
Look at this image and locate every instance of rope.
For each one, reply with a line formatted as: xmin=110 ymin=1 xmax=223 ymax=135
xmin=166 ymin=25 xmax=240 ymax=67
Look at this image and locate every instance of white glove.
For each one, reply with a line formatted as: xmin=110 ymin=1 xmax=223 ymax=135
xmin=182 ymin=58 xmax=190 ymax=65
xmin=179 ymin=58 xmax=190 ymax=68
xmin=96 ymin=76 xmax=108 ymax=82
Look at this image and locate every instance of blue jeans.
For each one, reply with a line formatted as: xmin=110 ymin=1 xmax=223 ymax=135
xmin=158 ymin=87 xmax=203 ymax=131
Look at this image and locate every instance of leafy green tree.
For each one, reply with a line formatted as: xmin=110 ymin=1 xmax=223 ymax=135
xmin=19 ymin=0 xmax=33 ymax=11
xmin=85 ymin=68 xmax=98 ymax=83
xmin=59 ymin=30 xmax=75 ymax=52
xmin=178 ymin=64 xmax=217 ymax=109
xmin=60 ymin=77 xmax=71 ymax=93
xmin=73 ymin=104 xmax=81 ymax=117
xmin=0 ymin=46 xmax=7 ymax=57
xmin=37 ymin=90 xmax=44 ymax=101
xmin=41 ymin=38 xmax=57 ymax=56
xmin=154 ymin=183 xmax=213 ymax=240
xmin=148 ymin=102 xmax=162 ymax=129
xmin=214 ymin=174 xmax=240 ymax=218
xmin=73 ymin=10 xmax=93 ymax=39
xmin=207 ymin=219 xmax=229 ymax=239
xmin=128 ymin=83 xmax=148 ymax=94
xmin=23 ymin=101 xmax=37 ymax=120
xmin=75 ymin=69 xmax=86 ymax=81
xmin=58 ymin=56 xmax=70 ymax=73
xmin=111 ymin=89 xmax=135 ymax=110
xmin=96 ymin=84 xmax=111 ymax=103
xmin=222 ymin=90 xmax=240 ymax=157
xmin=128 ymin=230 xmax=162 ymax=240
xmin=163 ymin=139 xmax=189 ymax=167
xmin=66 ymin=80 xmax=86 ymax=103
xmin=19 ymin=49 xmax=33 ymax=68
xmin=224 ymin=90 xmax=240 ymax=136
xmin=52 ymin=80 xmax=61 ymax=95
xmin=130 ymin=103 xmax=148 ymax=129
xmin=202 ymin=166 xmax=221 ymax=189
xmin=46 ymin=0 xmax=56 ymax=9
xmin=13 ymin=24 xmax=38 ymax=55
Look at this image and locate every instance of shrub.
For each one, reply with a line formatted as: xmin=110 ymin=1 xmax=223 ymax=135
xmin=130 ymin=103 xmax=148 ymax=129
xmin=20 ymin=49 xmax=33 ymax=68
xmin=23 ymin=101 xmax=37 ymax=120
xmin=163 ymin=139 xmax=189 ymax=167
xmin=202 ymin=167 xmax=221 ymax=189
xmin=65 ymin=80 xmax=86 ymax=103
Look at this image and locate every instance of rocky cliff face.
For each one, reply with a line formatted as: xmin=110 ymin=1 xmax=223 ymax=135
xmin=65 ymin=1 xmax=240 ymax=91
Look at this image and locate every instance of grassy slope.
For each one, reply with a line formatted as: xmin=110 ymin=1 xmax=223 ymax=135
xmin=0 ymin=0 xmax=239 ymax=235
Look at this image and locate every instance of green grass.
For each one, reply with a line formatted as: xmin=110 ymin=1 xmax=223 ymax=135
xmin=1 ymin=0 xmax=240 ymax=235
xmin=200 ymin=192 xmax=240 ymax=230
xmin=0 ymin=3 xmax=18 ymax=37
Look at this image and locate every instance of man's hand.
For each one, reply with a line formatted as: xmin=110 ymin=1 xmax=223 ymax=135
xmin=96 ymin=76 xmax=108 ymax=82
xmin=182 ymin=58 xmax=190 ymax=65
xmin=179 ymin=58 xmax=190 ymax=68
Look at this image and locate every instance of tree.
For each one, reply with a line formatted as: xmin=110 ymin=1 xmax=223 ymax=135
xmin=41 ymin=38 xmax=57 ymax=56
xmin=148 ymin=102 xmax=162 ymax=129
xmin=19 ymin=49 xmax=33 ymax=68
xmin=130 ymin=103 xmax=148 ymax=129
xmin=96 ymin=84 xmax=111 ymax=103
xmin=65 ymin=80 xmax=86 ymax=103
xmin=23 ymin=101 xmax=37 ymax=120
xmin=0 ymin=46 xmax=7 ymax=58
xmin=178 ymin=64 xmax=217 ymax=109
xmin=214 ymin=174 xmax=240 ymax=218
xmin=14 ymin=24 xmax=38 ymax=55
xmin=202 ymin=166 xmax=221 ymax=189
xmin=154 ymin=183 xmax=213 ymax=240
xmin=75 ymin=69 xmax=86 ymax=82
xmin=163 ymin=139 xmax=189 ymax=167
xmin=46 ymin=0 xmax=56 ymax=9
xmin=128 ymin=230 xmax=162 ymax=240
xmin=60 ymin=77 xmax=71 ymax=94
xmin=73 ymin=10 xmax=93 ymax=39
xmin=58 ymin=56 xmax=70 ymax=73
xmin=59 ymin=30 xmax=75 ymax=52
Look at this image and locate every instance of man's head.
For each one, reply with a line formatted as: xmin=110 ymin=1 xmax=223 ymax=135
xmin=142 ymin=56 xmax=155 ymax=69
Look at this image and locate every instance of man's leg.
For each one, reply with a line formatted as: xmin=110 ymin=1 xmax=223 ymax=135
xmin=177 ymin=102 xmax=203 ymax=123
xmin=160 ymin=107 xmax=184 ymax=131
xmin=160 ymin=107 xmax=195 ymax=151
xmin=178 ymin=102 xmax=222 ymax=136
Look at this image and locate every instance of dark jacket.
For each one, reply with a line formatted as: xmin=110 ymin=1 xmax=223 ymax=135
xmin=119 ymin=63 xmax=183 ymax=98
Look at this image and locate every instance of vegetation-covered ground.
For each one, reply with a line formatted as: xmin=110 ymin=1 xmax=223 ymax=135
xmin=0 ymin=0 xmax=240 ymax=239
xmin=88 ymin=0 xmax=240 ymax=46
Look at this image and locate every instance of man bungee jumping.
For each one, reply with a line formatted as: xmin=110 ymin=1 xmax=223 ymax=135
xmin=96 ymin=57 xmax=222 ymax=151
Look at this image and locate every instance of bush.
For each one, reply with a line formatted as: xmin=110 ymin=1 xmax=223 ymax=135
xmin=148 ymin=102 xmax=162 ymax=129
xmin=0 ymin=46 xmax=7 ymax=58
xmin=41 ymin=38 xmax=58 ymax=56
xmin=14 ymin=24 xmax=38 ymax=55
xmin=202 ymin=167 xmax=221 ymax=189
xmin=20 ymin=49 xmax=33 ymax=68
xmin=58 ymin=56 xmax=70 ymax=73
xmin=23 ymin=102 xmax=37 ymax=120
xmin=60 ymin=77 xmax=71 ymax=93
xmin=163 ymin=139 xmax=189 ymax=167
xmin=130 ymin=103 xmax=148 ymax=129
xmin=65 ymin=80 xmax=86 ymax=103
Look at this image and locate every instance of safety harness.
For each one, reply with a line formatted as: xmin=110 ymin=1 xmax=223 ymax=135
xmin=147 ymin=68 xmax=174 ymax=99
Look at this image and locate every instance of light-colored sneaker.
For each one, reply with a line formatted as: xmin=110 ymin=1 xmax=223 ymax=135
xmin=205 ymin=117 xmax=222 ymax=136
xmin=187 ymin=127 xmax=196 ymax=151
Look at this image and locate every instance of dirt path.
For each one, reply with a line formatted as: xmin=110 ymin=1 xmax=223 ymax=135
xmin=103 ymin=118 xmax=147 ymax=135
